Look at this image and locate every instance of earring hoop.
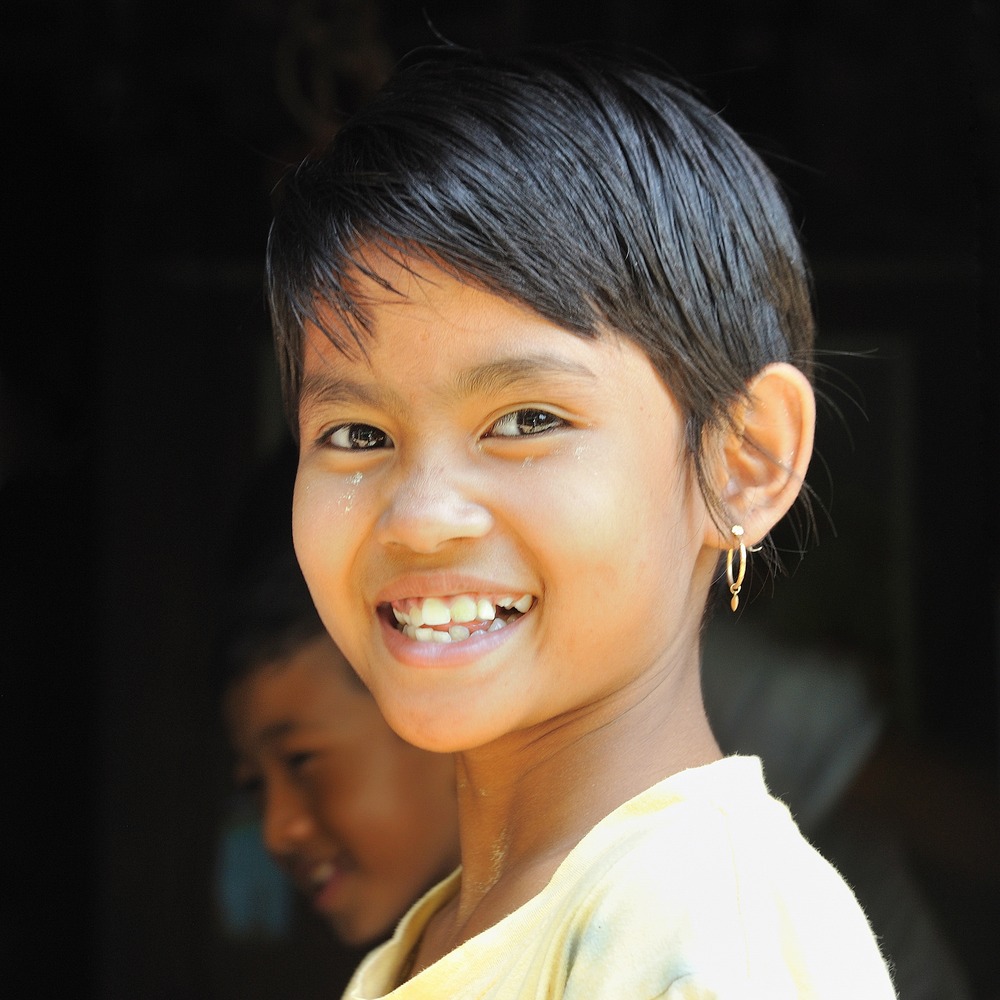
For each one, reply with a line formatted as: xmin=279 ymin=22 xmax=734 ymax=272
xmin=726 ymin=525 xmax=748 ymax=612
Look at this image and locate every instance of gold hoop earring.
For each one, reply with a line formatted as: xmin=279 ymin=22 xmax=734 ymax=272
xmin=725 ymin=525 xmax=747 ymax=612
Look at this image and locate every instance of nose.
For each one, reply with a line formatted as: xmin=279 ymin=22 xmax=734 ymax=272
xmin=374 ymin=461 xmax=493 ymax=553
xmin=260 ymin=779 xmax=316 ymax=859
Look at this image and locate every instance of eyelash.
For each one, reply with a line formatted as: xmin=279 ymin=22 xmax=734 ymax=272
xmin=233 ymin=751 xmax=316 ymax=794
xmin=325 ymin=423 xmax=391 ymax=450
xmin=487 ymin=408 xmax=564 ymax=438
xmin=285 ymin=751 xmax=316 ymax=772
xmin=322 ymin=409 xmax=563 ymax=450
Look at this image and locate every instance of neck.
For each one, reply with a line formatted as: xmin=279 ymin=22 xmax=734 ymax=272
xmin=449 ymin=652 xmax=720 ymax=928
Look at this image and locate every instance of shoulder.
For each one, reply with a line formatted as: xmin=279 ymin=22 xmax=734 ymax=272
xmin=558 ymin=759 xmax=895 ymax=998
xmin=344 ymin=870 xmax=461 ymax=998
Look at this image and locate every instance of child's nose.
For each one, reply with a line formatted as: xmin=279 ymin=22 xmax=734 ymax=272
xmin=260 ymin=781 xmax=316 ymax=858
xmin=374 ymin=461 xmax=493 ymax=553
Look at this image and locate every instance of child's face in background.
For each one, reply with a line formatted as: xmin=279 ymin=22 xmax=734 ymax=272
xmin=225 ymin=632 xmax=459 ymax=946
xmin=293 ymin=258 xmax=719 ymax=755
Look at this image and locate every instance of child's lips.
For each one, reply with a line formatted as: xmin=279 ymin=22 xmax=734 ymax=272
xmin=377 ymin=601 xmax=531 ymax=663
xmin=288 ymin=856 xmax=338 ymax=890
xmin=376 ymin=573 xmax=534 ymax=605
xmin=301 ymin=858 xmax=349 ymax=912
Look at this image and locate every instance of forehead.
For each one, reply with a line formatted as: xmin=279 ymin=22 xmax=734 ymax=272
xmin=308 ymin=253 xmax=561 ymax=352
xmin=298 ymin=256 xmax=623 ymax=407
xmin=226 ymin=634 xmax=369 ymax=740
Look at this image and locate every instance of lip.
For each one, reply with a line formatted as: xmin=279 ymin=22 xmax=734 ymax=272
xmin=307 ymin=861 xmax=350 ymax=915
xmin=378 ymin=603 xmax=528 ymax=668
xmin=375 ymin=572 xmax=533 ymax=605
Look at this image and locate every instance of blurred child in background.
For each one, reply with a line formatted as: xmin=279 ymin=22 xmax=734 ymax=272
xmin=216 ymin=443 xmax=459 ymax=965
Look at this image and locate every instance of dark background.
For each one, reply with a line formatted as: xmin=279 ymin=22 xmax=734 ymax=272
xmin=3 ymin=1 xmax=998 ymax=997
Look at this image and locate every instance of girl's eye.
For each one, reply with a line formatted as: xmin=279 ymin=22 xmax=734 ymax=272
xmin=488 ymin=409 xmax=563 ymax=438
xmin=325 ymin=423 xmax=390 ymax=450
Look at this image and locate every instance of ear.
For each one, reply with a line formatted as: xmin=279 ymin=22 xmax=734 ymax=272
xmin=707 ymin=362 xmax=815 ymax=548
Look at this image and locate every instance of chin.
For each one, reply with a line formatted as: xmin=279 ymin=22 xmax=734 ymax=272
xmin=382 ymin=696 xmax=510 ymax=754
xmin=332 ymin=915 xmax=395 ymax=951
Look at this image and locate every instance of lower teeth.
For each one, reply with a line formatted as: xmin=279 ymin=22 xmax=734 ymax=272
xmin=401 ymin=615 xmax=513 ymax=643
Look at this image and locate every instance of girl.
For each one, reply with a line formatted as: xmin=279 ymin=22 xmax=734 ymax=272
xmin=266 ymin=45 xmax=896 ymax=999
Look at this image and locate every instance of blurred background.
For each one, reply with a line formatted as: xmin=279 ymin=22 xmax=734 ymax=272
xmin=2 ymin=0 xmax=998 ymax=997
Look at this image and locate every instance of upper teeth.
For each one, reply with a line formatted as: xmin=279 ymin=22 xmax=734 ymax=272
xmin=391 ymin=593 xmax=533 ymax=628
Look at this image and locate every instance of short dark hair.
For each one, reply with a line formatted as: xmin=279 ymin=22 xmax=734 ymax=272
xmin=267 ymin=45 xmax=815 ymax=523
xmin=221 ymin=545 xmax=328 ymax=686
xmin=217 ymin=442 xmax=335 ymax=695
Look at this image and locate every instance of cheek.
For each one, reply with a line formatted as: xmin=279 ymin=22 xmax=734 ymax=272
xmin=512 ymin=440 xmax=683 ymax=574
xmin=291 ymin=494 xmax=364 ymax=681
xmin=338 ymin=749 xmax=451 ymax=869
xmin=531 ymin=450 xmax=700 ymax=641
xmin=292 ymin=472 xmax=363 ymax=603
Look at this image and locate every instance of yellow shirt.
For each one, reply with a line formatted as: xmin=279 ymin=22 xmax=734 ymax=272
xmin=344 ymin=756 xmax=896 ymax=999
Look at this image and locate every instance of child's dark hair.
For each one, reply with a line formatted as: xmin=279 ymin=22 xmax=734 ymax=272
xmin=216 ymin=442 xmax=357 ymax=696
xmin=267 ymin=44 xmax=815 ymax=526
xmin=221 ymin=545 xmax=328 ymax=689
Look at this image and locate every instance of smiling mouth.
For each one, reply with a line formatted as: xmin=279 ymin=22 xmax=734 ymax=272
xmin=310 ymin=860 xmax=338 ymax=891
xmin=388 ymin=593 xmax=535 ymax=643
xmin=292 ymin=858 xmax=346 ymax=906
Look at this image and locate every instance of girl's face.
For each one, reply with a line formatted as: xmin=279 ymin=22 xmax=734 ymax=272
xmin=226 ymin=632 xmax=459 ymax=946
xmin=293 ymin=258 xmax=719 ymax=754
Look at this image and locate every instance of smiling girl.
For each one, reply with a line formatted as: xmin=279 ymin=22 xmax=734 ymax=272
xmin=266 ymin=45 xmax=896 ymax=999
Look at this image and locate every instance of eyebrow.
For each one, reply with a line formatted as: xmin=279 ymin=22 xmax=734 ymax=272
xmin=299 ymin=370 xmax=391 ymax=412
xmin=299 ymin=353 xmax=598 ymax=415
xmin=449 ymin=354 xmax=598 ymax=400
